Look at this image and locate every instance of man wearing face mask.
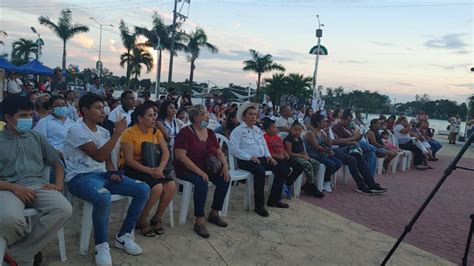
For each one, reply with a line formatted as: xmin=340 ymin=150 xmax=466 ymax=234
xmin=0 ymin=95 xmax=72 ymax=265
xmin=34 ymin=95 xmax=76 ymax=158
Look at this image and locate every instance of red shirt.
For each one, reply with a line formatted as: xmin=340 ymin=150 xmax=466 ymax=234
xmin=264 ymin=133 xmax=286 ymax=156
xmin=174 ymin=126 xmax=219 ymax=177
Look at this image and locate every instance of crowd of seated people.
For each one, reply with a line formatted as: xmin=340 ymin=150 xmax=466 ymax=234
xmin=0 ymin=88 xmax=446 ymax=265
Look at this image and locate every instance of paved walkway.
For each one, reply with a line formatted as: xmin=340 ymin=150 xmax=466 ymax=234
xmin=41 ymin=189 xmax=453 ymax=265
xmin=302 ymin=153 xmax=474 ymax=264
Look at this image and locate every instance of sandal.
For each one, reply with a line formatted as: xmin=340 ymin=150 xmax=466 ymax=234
xmin=150 ymin=218 xmax=164 ymax=235
xmin=135 ymin=222 xmax=156 ymax=237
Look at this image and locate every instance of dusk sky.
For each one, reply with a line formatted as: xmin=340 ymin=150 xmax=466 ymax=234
xmin=1 ymin=0 xmax=472 ymax=103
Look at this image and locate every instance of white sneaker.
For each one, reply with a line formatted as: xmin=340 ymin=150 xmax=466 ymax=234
xmin=115 ymin=233 xmax=143 ymax=255
xmin=323 ymin=182 xmax=332 ymax=193
xmin=95 ymin=242 xmax=112 ymax=266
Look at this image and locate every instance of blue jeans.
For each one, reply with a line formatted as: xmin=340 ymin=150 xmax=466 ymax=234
xmin=178 ymin=174 xmax=230 ymax=217
xmin=68 ymin=172 xmax=150 ymax=245
xmin=359 ymin=140 xmax=377 ymax=178
xmin=333 ymin=147 xmax=376 ymax=188
xmin=311 ymin=155 xmax=343 ymax=181
xmin=427 ymin=140 xmax=442 ymax=156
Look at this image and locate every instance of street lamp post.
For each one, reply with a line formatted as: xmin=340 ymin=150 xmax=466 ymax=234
xmin=30 ymin=27 xmax=42 ymax=62
xmin=89 ymin=17 xmax=113 ymax=78
xmin=154 ymin=30 xmax=161 ymax=98
xmin=312 ymin=15 xmax=324 ymax=99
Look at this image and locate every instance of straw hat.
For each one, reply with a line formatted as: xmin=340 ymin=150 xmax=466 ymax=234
xmin=236 ymin=101 xmax=259 ymax=122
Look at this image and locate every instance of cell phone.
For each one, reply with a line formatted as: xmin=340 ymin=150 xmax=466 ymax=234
xmin=105 ymin=170 xmax=124 ymax=180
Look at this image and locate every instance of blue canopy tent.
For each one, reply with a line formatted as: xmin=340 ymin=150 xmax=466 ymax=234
xmin=16 ymin=59 xmax=54 ymax=76
xmin=0 ymin=58 xmax=18 ymax=72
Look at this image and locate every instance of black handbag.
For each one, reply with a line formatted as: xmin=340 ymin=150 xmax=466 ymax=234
xmin=188 ymin=126 xmax=223 ymax=177
xmin=141 ymin=128 xmax=173 ymax=174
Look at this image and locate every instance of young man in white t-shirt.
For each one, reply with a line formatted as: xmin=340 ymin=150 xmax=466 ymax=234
xmin=275 ymin=105 xmax=294 ymax=133
xmin=63 ymin=94 xmax=149 ymax=265
xmin=108 ymin=90 xmax=135 ymax=126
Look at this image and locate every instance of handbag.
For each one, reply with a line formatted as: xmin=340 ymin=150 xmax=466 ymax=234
xmin=141 ymin=128 xmax=173 ymax=174
xmin=188 ymin=126 xmax=223 ymax=177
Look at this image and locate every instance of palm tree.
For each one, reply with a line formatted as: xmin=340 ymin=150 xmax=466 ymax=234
xmin=119 ymin=20 xmax=136 ymax=88
xmin=120 ymin=46 xmax=153 ymax=89
xmin=0 ymin=30 xmax=7 ymax=45
xmin=134 ymin=13 xmax=186 ymax=91
xmin=38 ymin=9 xmax=89 ymax=70
xmin=11 ymin=38 xmax=38 ymax=65
xmin=286 ymin=73 xmax=313 ymax=96
xmin=184 ymin=27 xmax=218 ymax=89
xmin=263 ymin=73 xmax=288 ymax=104
xmin=242 ymin=49 xmax=285 ymax=93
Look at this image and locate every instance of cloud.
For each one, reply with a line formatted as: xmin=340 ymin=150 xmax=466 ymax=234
xmin=71 ymin=35 xmax=95 ymax=49
xmin=424 ymin=34 xmax=467 ymax=50
xmin=450 ymin=83 xmax=474 ymax=89
xmin=430 ymin=63 xmax=470 ymax=70
xmin=396 ymin=82 xmax=416 ymax=86
xmin=337 ymin=60 xmax=368 ymax=64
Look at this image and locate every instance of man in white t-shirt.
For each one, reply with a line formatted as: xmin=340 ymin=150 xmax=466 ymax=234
xmin=262 ymin=95 xmax=273 ymax=109
xmin=4 ymin=73 xmax=23 ymax=95
xmin=108 ymin=90 xmax=135 ymax=126
xmin=275 ymin=105 xmax=294 ymax=132
xmin=63 ymin=93 xmax=149 ymax=265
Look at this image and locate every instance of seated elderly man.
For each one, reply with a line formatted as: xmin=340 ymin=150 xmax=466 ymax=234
xmin=230 ymin=102 xmax=291 ymax=217
xmin=0 ymin=95 xmax=72 ymax=265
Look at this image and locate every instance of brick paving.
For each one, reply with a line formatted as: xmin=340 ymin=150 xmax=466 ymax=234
xmin=301 ymin=154 xmax=474 ymax=264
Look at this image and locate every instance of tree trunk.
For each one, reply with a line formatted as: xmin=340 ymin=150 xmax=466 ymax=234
xmin=134 ymin=71 xmax=138 ymax=90
xmin=126 ymin=49 xmax=131 ymax=89
xmin=62 ymin=40 xmax=67 ymax=71
xmin=256 ymin=72 xmax=262 ymax=102
xmin=157 ymin=49 xmax=162 ymax=92
xmin=189 ymin=59 xmax=195 ymax=90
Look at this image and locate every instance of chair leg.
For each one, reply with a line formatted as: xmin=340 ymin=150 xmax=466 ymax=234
xmin=58 ymin=227 xmax=67 ymax=261
xmin=168 ymin=199 xmax=174 ymax=228
xmin=245 ymin=176 xmax=254 ymax=210
xmin=391 ymin=155 xmax=399 ymax=174
xmin=377 ymin=158 xmax=384 ymax=175
xmin=79 ymin=202 xmax=93 ymax=256
xmin=316 ymin=165 xmax=326 ymax=191
xmin=222 ymin=181 xmax=232 ymax=217
xmin=343 ymin=165 xmax=349 ymax=184
xmin=268 ymin=174 xmax=274 ymax=190
xmin=0 ymin=237 xmax=6 ymax=260
xmin=294 ymin=174 xmax=303 ymax=197
xmin=178 ymin=182 xmax=192 ymax=225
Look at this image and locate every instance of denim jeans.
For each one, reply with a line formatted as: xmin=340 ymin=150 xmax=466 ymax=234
xmin=359 ymin=140 xmax=377 ymax=178
xmin=427 ymin=140 xmax=442 ymax=156
xmin=333 ymin=147 xmax=376 ymax=188
xmin=68 ymin=172 xmax=150 ymax=245
xmin=310 ymin=155 xmax=343 ymax=181
xmin=178 ymin=174 xmax=230 ymax=217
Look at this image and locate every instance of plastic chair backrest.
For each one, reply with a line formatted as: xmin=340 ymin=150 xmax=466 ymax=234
xmin=207 ymin=119 xmax=220 ymax=131
xmin=215 ymin=133 xmax=236 ymax=171
xmin=278 ymin=132 xmax=289 ymax=140
xmin=388 ymin=131 xmax=399 ymax=147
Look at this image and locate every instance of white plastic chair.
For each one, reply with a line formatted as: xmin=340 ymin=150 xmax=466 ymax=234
xmin=216 ymin=134 xmax=253 ymax=217
xmin=0 ymin=167 xmax=67 ymax=262
xmin=207 ymin=119 xmax=221 ymax=131
xmin=389 ymin=131 xmax=412 ymax=171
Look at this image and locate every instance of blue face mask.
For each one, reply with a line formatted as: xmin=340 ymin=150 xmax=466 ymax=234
xmin=199 ymin=120 xmax=209 ymax=129
xmin=53 ymin=106 xmax=69 ymax=117
xmin=16 ymin=118 xmax=33 ymax=133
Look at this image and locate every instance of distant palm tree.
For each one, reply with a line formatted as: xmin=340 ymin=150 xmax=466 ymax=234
xmin=242 ymin=49 xmax=285 ymax=92
xmin=263 ymin=73 xmax=288 ymax=104
xmin=134 ymin=13 xmax=186 ymax=90
xmin=119 ymin=20 xmax=136 ymax=88
xmin=0 ymin=30 xmax=7 ymax=45
xmin=286 ymin=73 xmax=313 ymax=96
xmin=184 ymin=27 xmax=218 ymax=89
xmin=11 ymin=38 xmax=38 ymax=65
xmin=120 ymin=46 xmax=153 ymax=89
xmin=39 ymin=9 xmax=89 ymax=70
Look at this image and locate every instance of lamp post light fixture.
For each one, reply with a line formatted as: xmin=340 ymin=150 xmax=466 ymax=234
xmin=89 ymin=17 xmax=113 ymax=77
xmin=30 ymin=26 xmax=43 ymax=62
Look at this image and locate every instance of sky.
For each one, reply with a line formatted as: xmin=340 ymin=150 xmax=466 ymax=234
xmin=0 ymin=0 xmax=472 ymax=103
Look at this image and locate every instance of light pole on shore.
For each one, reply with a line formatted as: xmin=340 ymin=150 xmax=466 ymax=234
xmin=30 ymin=27 xmax=42 ymax=62
xmin=312 ymin=15 xmax=324 ymax=99
xmin=89 ymin=17 xmax=113 ymax=78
